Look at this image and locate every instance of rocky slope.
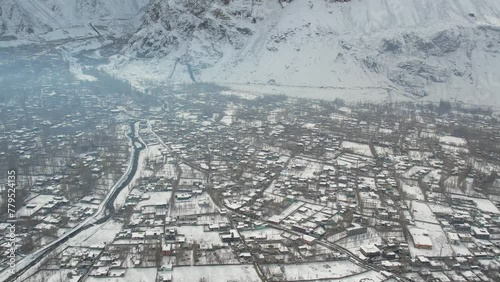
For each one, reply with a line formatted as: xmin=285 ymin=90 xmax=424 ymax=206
xmin=0 ymin=0 xmax=150 ymax=39
xmin=106 ymin=0 xmax=500 ymax=105
xmin=2 ymin=0 xmax=500 ymax=105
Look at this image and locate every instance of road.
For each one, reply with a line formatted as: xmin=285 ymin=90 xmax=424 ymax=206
xmin=1 ymin=121 xmax=145 ymax=282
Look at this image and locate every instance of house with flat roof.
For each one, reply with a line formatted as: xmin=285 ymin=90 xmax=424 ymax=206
xmin=472 ymin=227 xmax=490 ymax=240
xmin=409 ymin=227 xmax=433 ymax=250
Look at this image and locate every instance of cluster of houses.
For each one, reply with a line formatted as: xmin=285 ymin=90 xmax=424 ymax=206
xmin=2 ymin=81 xmax=500 ymax=282
xmin=0 ymin=80 xmax=133 ymax=271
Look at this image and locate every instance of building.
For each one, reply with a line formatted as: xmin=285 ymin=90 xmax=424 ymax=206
xmin=447 ymin=232 xmax=460 ymax=245
xmin=346 ymin=223 xmax=367 ymax=236
xmin=472 ymin=227 xmax=490 ymax=240
xmin=360 ymin=244 xmax=381 ymax=257
xmin=145 ymin=227 xmax=163 ymax=239
xmin=409 ymin=228 xmax=433 ymax=250
xmin=162 ymin=243 xmax=174 ymax=256
xmin=175 ymin=193 xmax=192 ymax=200
xmin=302 ymin=234 xmax=316 ymax=245
xmin=221 ymin=229 xmax=240 ymax=243
xmin=458 ymin=233 xmax=473 ymax=242
xmin=268 ymin=215 xmax=282 ymax=225
xmin=381 ymin=260 xmax=402 ymax=271
xmin=159 ymin=273 xmax=172 ymax=282
xmin=292 ymin=224 xmax=309 ymax=234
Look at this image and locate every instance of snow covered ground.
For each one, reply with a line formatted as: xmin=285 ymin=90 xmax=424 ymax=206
xmin=286 ymin=157 xmax=323 ymax=179
xmin=444 ymin=176 xmax=475 ymax=195
xmin=402 ymin=183 xmax=426 ymax=201
xmin=452 ymin=195 xmax=500 ymax=214
xmin=341 ymin=141 xmax=373 ymax=157
xmin=427 ymin=203 xmax=454 ymax=214
xmin=136 ymin=191 xmax=172 ymax=208
xmin=0 ymin=0 xmax=150 ymax=38
xmin=374 ymin=145 xmax=394 ymax=156
xmin=410 ymin=201 xmax=440 ymax=224
xmin=17 ymin=194 xmax=57 ymax=218
xmin=263 ymin=260 xmax=368 ymax=281
xmin=24 ymin=269 xmax=74 ymax=282
xmin=408 ymin=150 xmax=433 ymax=161
xmin=78 ymin=220 xmax=122 ymax=247
xmin=240 ymin=227 xmax=284 ymax=241
xmin=337 ymin=228 xmax=383 ymax=252
xmin=172 ymin=264 xmax=260 ymax=282
xmin=401 ymin=166 xmax=432 ymax=179
xmin=170 ymin=192 xmax=219 ymax=216
xmin=441 ymin=144 xmax=469 ymax=154
xmin=439 ymin=136 xmax=467 ymax=146
xmin=410 ymin=221 xmax=454 ymax=257
xmin=175 ymin=226 xmax=223 ymax=246
xmin=67 ymin=56 xmax=97 ymax=81
xmin=114 ymin=143 xmax=161 ymax=209
xmin=85 ymin=267 xmax=157 ymax=282
xmin=270 ymin=201 xmax=304 ymax=223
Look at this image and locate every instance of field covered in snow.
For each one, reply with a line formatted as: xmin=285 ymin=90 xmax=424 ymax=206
xmin=341 ymin=141 xmax=373 ymax=157
xmin=452 ymin=195 xmax=500 ymax=214
xmin=263 ymin=260 xmax=369 ymax=281
xmin=402 ymin=183 xmax=425 ymax=201
xmin=240 ymin=227 xmax=284 ymax=241
xmin=85 ymin=267 xmax=157 ymax=282
xmin=410 ymin=221 xmax=454 ymax=257
xmin=172 ymin=265 xmax=260 ymax=282
xmin=409 ymin=201 xmax=440 ymax=224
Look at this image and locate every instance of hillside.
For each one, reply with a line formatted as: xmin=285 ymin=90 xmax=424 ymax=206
xmin=0 ymin=0 xmax=150 ymax=40
xmin=1 ymin=0 xmax=500 ymax=105
xmin=104 ymin=0 xmax=500 ymax=105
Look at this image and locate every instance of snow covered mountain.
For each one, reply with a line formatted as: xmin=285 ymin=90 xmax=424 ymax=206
xmin=0 ymin=0 xmax=150 ymax=39
xmin=2 ymin=0 xmax=500 ymax=105
xmin=106 ymin=0 xmax=500 ymax=105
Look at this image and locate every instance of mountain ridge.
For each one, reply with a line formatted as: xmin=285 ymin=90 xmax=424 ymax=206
xmin=2 ymin=0 xmax=500 ymax=105
xmin=102 ymin=0 xmax=500 ymax=105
